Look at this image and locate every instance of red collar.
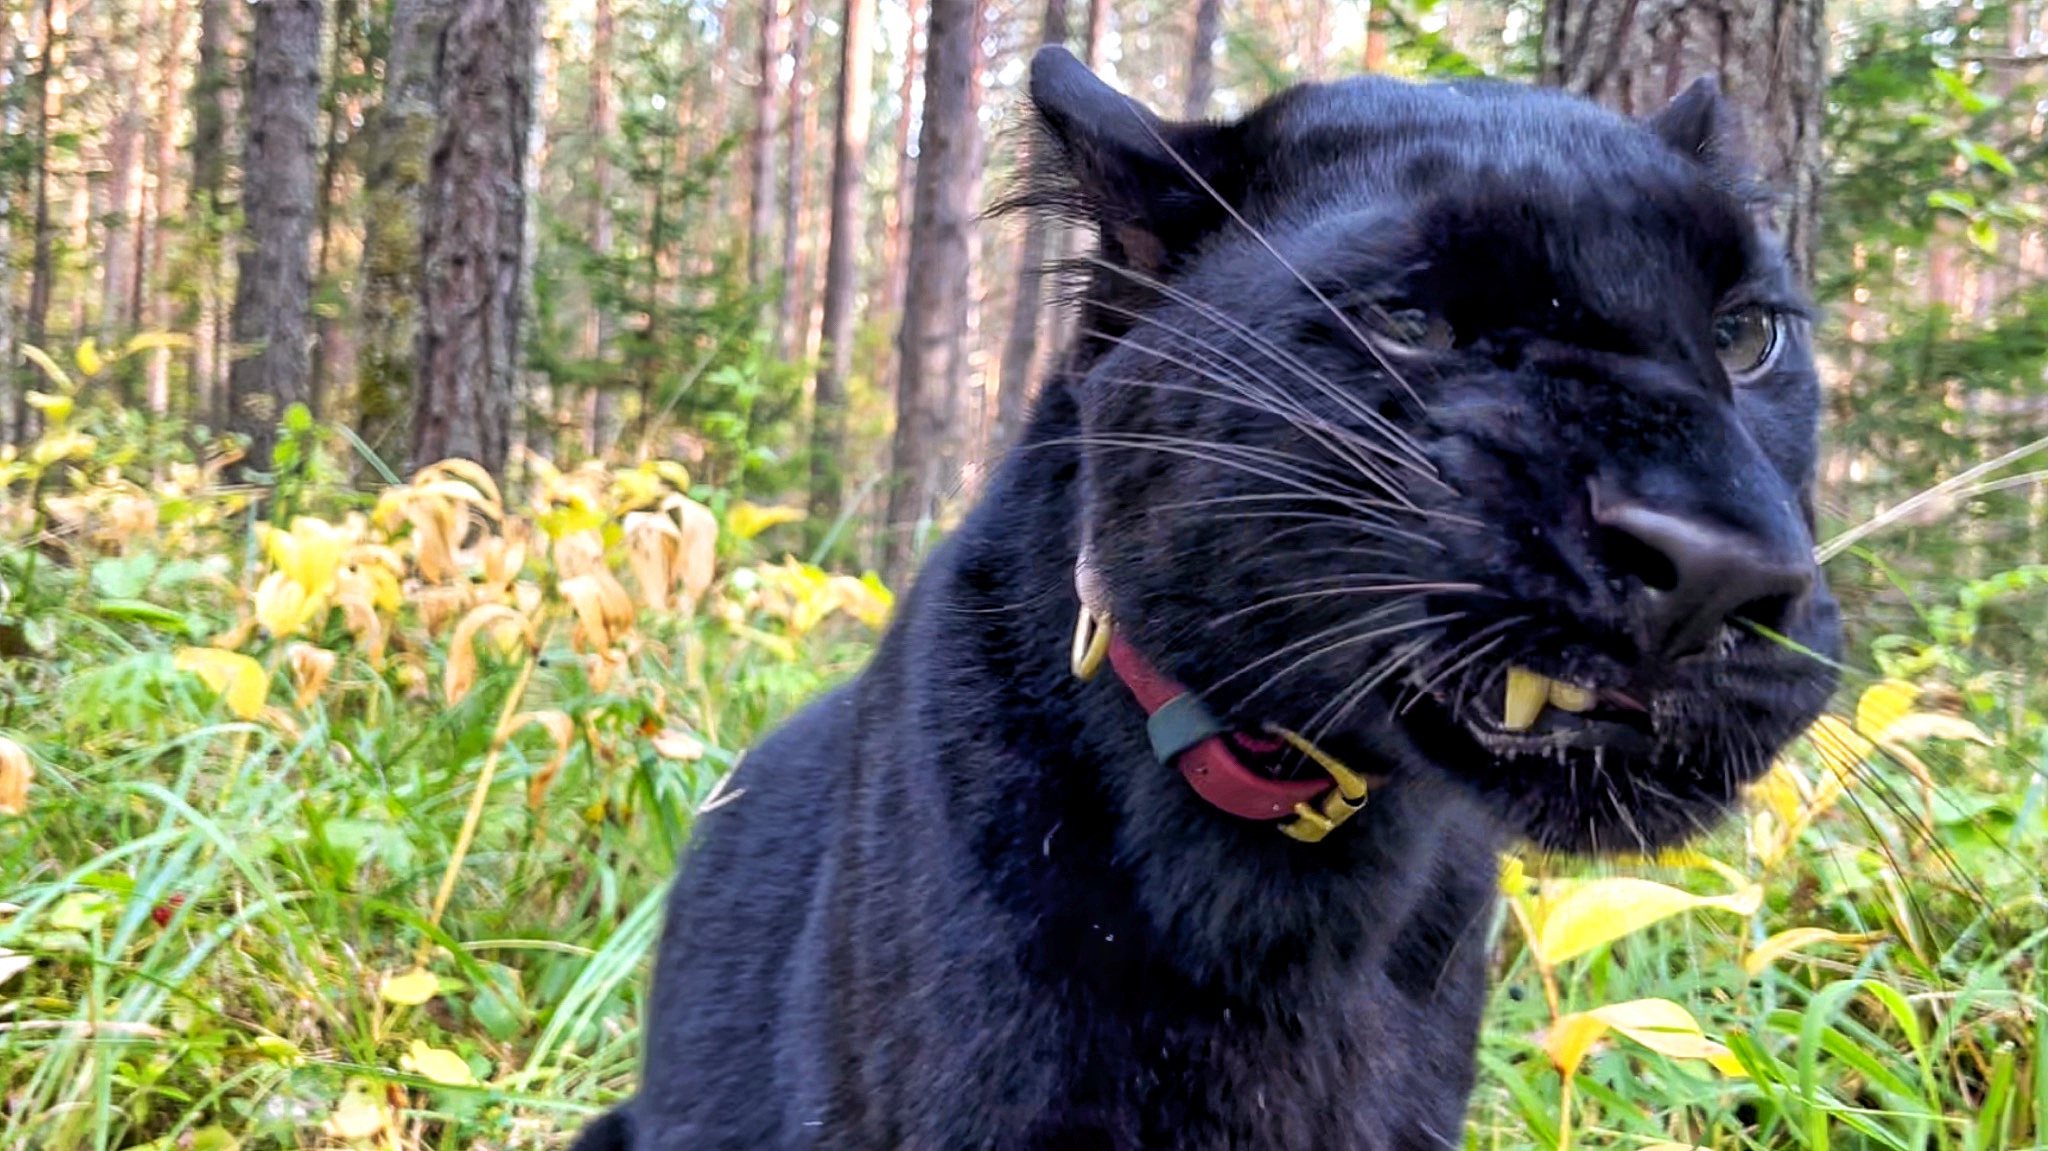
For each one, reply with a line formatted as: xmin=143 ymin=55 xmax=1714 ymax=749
xmin=1105 ymin=636 xmax=1337 ymax=821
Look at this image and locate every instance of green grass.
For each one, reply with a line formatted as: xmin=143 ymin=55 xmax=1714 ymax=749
xmin=1 ymin=461 xmax=2043 ymax=1150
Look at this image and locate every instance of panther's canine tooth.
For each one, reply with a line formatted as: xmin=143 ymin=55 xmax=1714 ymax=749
xmin=1548 ymin=681 xmax=1596 ymax=713
xmin=1503 ymin=666 xmax=1549 ymax=731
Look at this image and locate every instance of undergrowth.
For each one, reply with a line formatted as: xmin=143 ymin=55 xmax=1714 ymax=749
xmin=0 ymin=375 xmax=2043 ymax=1150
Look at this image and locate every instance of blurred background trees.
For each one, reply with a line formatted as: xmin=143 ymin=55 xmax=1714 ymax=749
xmin=0 ymin=0 xmax=2036 ymax=643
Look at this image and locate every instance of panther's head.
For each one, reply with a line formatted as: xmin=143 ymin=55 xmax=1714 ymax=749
xmin=1029 ymin=50 xmax=1841 ymax=853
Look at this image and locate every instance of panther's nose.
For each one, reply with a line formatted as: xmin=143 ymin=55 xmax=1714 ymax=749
xmin=1595 ymin=500 xmax=1814 ymax=663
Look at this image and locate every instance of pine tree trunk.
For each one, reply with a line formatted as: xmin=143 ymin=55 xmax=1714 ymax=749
xmin=777 ymin=0 xmax=816 ymax=360
xmin=583 ymin=0 xmax=619 ymax=458
xmin=16 ymin=0 xmax=60 ymax=444
xmin=993 ymin=0 xmax=1068 ymax=453
xmin=1539 ymin=0 xmax=1826 ymax=284
xmin=356 ymin=0 xmax=448 ymax=471
xmin=747 ymin=0 xmax=785 ymax=292
xmin=143 ymin=0 xmax=189 ymax=415
xmin=882 ymin=0 xmax=984 ymax=586
xmin=880 ymin=0 xmax=920 ymax=320
xmin=411 ymin=0 xmax=536 ymax=475
xmin=309 ymin=0 xmax=364 ymax=420
xmin=1184 ymin=0 xmax=1221 ymax=117
xmin=806 ymin=0 xmax=875 ymax=555
xmin=225 ymin=0 xmax=322 ymax=473
xmin=99 ymin=56 xmax=143 ymax=348
xmin=188 ymin=0 xmax=234 ymax=426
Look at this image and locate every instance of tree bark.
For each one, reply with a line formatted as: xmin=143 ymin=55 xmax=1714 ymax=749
xmin=16 ymin=0 xmax=59 ymax=444
xmin=225 ymin=0 xmax=322 ymax=473
xmin=583 ymin=0 xmax=619 ymax=458
xmin=1184 ymin=0 xmax=1221 ymax=118
xmin=411 ymin=0 xmax=536 ymax=475
xmin=143 ymin=0 xmax=190 ymax=414
xmin=1539 ymin=0 xmax=1826 ymax=284
xmin=99 ymin=40 xmax=144 ymax=347
xmin=993 ymin=0 xmax=1068 ymax=453
xmin=883 ymin=0 xmax=984 ymax=586
xmin=356 ymin=0 xmax=448 ymax=470
xmin=188 ymin=0 xmax=235 ymax=425
xmin=806 ymin=0 xmax=875 ymax=553
xmin=880 ymin=0 xmax=921 ymax=319
xmin=777 ymin=0 xmax=814 ymax=359
xmin=309 ymin=0 xmax=365 ymax=419
xmin=747 ymin=0 xmax=785 ymax=292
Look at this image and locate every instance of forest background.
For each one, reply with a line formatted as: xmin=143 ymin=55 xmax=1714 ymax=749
xmin=0 ymin=0 xmax=2045 ymax=1148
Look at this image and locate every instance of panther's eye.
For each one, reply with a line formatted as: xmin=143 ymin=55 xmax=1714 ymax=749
xmin=1379 ymin=308 xmax=1455 ymax=352
xmin=1713 ymin=307 xmax=1781 ymax=379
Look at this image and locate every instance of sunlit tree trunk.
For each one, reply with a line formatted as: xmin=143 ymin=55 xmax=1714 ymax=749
xmin=880 ymin=0 xmax=921 ymax=320
xmin=777 ymin=0 xmax=814 ymax=359
xmin=583 ymin=0 xmax=619 ymax=458
xmin=225 ymin=0 xmax=322 ymax=473
xmin=309 ymin=0 xmax=365 ymax=420
xmin=993 ymin=0 xmax=1067 ymax=454
xmin=99 ymin=37 xmax=143 ymax=349
xmin=16 ymin=0 xmax=61 ymax=443
xmin=188 ymin=0 xmax=234 ymax=426
xmin=143 ymin=0 xmax=190 ymax=415
xmin=747 ymin=0 xmax=785 ymax=293
xmin=411 ymin=0 xmax=536 ymax=474
xmin=1184 ymin=0 xmax=1221 ymax=117
xmin=1540 ymin=0 xmax=1825 ymax=284
xmin=806 ymin=0 xmax=875 ymax=555
xmin=883 ymin=0 xmax=984 ymax=586
xmin=1364 ymin=0 xmax=1388 ymax=70
xmin=356 ymin=0 xmax=447 ymax=470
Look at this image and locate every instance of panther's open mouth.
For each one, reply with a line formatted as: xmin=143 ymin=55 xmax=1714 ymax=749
xmin=1453 ymin=665 xmax=1657 ymax=759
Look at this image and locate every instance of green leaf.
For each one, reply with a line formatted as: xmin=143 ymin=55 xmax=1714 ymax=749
xmin=1954 ymin=139 xmax=2018 ymax=177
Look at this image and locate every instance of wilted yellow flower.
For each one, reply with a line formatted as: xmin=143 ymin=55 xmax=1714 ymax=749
xmin=445 ymin=605 xmax=535 ymax=704
xmin=28 ymin=429 xmax=95 ymax=468
xmin=552 ymin=529 xmax=606 ymax=581
xmin=675 ymin=498 xmax=718 ymax=604
xmin=561 ymin=569 xmax=636 ymax=652
xmin=254 ymin=571 xmax=326 ymax=638
xmin=174 ymin=648 xmax=269 ymax=719
xmin=623 ymin=510 xmax=684 ymax=612
xmin=0 ymin=736 xmax=34 ymax=816
xmin=286 ymin=643 xmax=336 ymax=708
xmin=261 ymin=517 xmax=349 ymax=600
xmin=726 ymin=500 xmax=805 ymax=540
xmin=413 ymin=585 xmax=471 ymax=637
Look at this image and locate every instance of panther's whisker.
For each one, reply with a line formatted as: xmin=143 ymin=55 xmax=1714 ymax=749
xmin=1393 ymin=620 xmax=1527 ymax=716
xmin=1035 ymin=432 xmax=1405 ymax=524
xmin=1078 ymin=117 xmax=1433 ymax=416
xmin=1081 ymin=327 xmax=1417 ymax=497
xmin=1060 ymin=388 xmax=1413 ymax=508
xmin=1222 ymin=612 xmax=1464 ymax=708
xmin=1086 ymin=265 xmax=1437 ymax=477
xmin=1084 ymin=309 xmax=1429 ymax=493
xmin=1150 ymin=490 xmax=1483 ymax=530
xmin=1299 ymin=634 xmax=1443 ymax=747
xmin=1203 ymin=581 xmax=1484 ymax=628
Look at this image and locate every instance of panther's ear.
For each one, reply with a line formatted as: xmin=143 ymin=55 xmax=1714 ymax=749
xmin=1026 ymin=46 xmax=1239 ymax=275
xmin=1646 ymin=77 xmax=1745 ymax=171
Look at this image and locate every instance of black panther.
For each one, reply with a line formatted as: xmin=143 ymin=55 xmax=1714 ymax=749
xmin=570 ymin=48 xmax=1840 ymax=1150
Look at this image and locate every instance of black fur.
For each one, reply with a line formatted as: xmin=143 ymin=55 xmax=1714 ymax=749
xmin=575 ymin=53 xmax=1840 ymax=1150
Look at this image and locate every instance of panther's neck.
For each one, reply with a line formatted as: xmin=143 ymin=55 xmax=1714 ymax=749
xmin=868 ymin=377 xmax=1502 ymax=1002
